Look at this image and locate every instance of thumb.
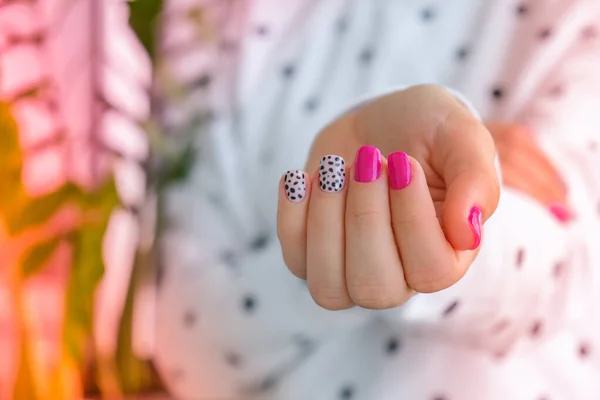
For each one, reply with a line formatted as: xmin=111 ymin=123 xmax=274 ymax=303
xmin=434 ymin=108 xmax=500 ymax=251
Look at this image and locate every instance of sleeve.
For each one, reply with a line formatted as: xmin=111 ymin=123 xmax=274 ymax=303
xmin=379 ymin=11 xmax=600 ymax=355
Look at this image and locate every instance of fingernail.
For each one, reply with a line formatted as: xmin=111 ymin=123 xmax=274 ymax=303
xmin=283 ymin=170 xmax=307 ymax=203
xmin=468 ymin=206 xmax=483 ymax=250
xmin=354 ymin=146 xmax=382 ymax=183
xmin=319 ymin=155 xmax=346 ymax=193
xmin=548 ymin=203 xmax=573 ymax=223
xmin=388 ymin=152 xmax=412 ymax=190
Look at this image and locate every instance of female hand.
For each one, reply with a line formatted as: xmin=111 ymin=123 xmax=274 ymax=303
xmin=277 ymin=85 xmax=500 ymax=310
xmin=487 ymin=123 xmax=571 ymax=222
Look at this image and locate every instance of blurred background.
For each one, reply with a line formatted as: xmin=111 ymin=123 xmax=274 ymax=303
xmin=0 ymin=0 xmax=192 ymax=398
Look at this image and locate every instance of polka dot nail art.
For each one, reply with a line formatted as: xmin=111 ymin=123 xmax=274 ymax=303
xmin=319 ymin=155 xmax=346 ymax=193
xmin=284 ymin=170 xmax=307 ymax=202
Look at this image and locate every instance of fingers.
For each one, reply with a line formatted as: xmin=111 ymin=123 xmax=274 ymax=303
xmin=277 ymin=170 xmax=311 ymax=279
xmin=490 ymin=123 xmax=570 ymax=222
xmin=500 ymin=159 xmax=566 ymax=205
xmin=495 ymin=136 xmax=567 ymax=205
xmin=434 ymin=110 xmax=500 ymax=251
xmin=345 ymin=147 xmax=409 ymax=309
xmin=387 ymin=153 xmax=459 ymax=293
xmin=306 ymin=155 xmax=354 ymax=310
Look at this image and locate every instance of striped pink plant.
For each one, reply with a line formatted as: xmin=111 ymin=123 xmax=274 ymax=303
xmin=0 ymin=0 xmax=151 ymax=398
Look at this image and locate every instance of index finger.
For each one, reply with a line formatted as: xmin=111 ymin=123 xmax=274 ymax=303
xmin=387 ymin=152 xmax=466 ymax=293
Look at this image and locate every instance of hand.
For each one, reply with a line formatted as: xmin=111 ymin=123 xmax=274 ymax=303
xmin=277 ymin=85 xmax=500 ymax=310
xmin=487 ymin=123 xmax=571 ymax=222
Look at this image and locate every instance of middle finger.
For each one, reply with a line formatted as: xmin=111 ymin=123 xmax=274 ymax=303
xmin=345 ymin=146 xmax=408 ymax=309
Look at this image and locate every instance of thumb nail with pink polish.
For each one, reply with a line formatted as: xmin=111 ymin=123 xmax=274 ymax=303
xmin=468 ymin=206 xmax=483 ymax=250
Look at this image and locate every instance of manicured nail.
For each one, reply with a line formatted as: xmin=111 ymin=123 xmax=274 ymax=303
xmin=388 ymin=152 xmax=412 ymax=190
xmin=319 ymin=155 xmax=346 ymax=193
xmin=548 ymin=203 xmax=572 ymax=223
xmin=283 ymin=170 xmax=307 ymax=203
xmin=468 ymin=206 xmax=483 ymax=250
xmin=354 ymin=146 xmax=382 ymax=183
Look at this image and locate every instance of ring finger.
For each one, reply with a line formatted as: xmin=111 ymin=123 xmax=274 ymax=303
xmin=306 ymin=155 xmax=353 ymax=310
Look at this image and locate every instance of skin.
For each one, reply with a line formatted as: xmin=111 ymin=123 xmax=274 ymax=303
xmin=488 ymin=123 xmax=568 ymax=207
xmin=277 ymin=85 xmax=567 ymax=311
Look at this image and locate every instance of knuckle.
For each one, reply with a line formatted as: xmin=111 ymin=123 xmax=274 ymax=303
xmin=308 ymin=283 xmax=354 ymax=311
xmin=405 ymin=264 xmax=464 ymax=294
xmin=347 ymin=208 xmax=384 ymax=230
xmin=348 ymin=282 xmax=409 ymax=309
xmin=391 ymin=210 xmax=420 ymax=229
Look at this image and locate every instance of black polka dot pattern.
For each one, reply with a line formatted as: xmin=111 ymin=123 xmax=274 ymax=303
xmin=284 ymin=170 xmax=307 ymax=202
xmin=221 ymin=250 xmax=238 ymax=267
xmin=456 ymin=46 xmax=469 ymax=60
xmin=492 ymin=86 xmax=504 ymax=100
xmin=193 ymin=74 xmax=212 ymax=89
xmin=359 ymin=48 xmax=374 ymax=64
xmin=548 ymin=85 xmax=563 ymax=97
xmin=243 ymin=295 xmax=257 ymax=313
xmin=282 ymin=64 xmax=296 ymax=78
xmin=259 ymin=376 xmax=278 ymax=391
xmin=516 ymin=248 xmax=525 ymax=269
xmin=292 ymin=333 xmax=316 ymax=354
xmin=442 ymin=300 xmax=460 ymax=317
xmin=225 ymin=352 xmax=242 ymax=367
xmin=385 ymin=337 xmax=400 ymax=354
xmin=255 ymin=25 xmax=270 ymax=36
xmin=530 ymin=321 xmax=543 ymax=338
xmin=339 ymin=385 xmax=355 ymax=399
xmin=516 ymin=3 xmax=528 ymax=16
xmin=336 ymin=17 xmax=349 ymax=34
xmin=250 ymin=233 xmax=270 ymax=250
xmin=421 ymin=8 xmax=436 ymax=21
xmin=538 ymin=28 xmax=552 ymax=40
xmin=319 ymin=155 xmax=346 ymax=193
xmin=183 ymin=310 xmax=197 ymax=327
xmin=553 ymin=261 xmax=564 ymax=278
xmin=582 ymin=25 xmax=598 ymax=40
xmin=220 ymin=39 xmax=238 ymax=52
xmin=305 ymin=97 xmax=320 ymax=112
xmin=579 ymin=341 xmax=591 ymax=358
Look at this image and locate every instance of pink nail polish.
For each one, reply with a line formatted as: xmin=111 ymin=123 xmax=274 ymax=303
xmin=388 ymin=152 xmax=412 ymax=190
xmin=548 ymin=203 xmax=572 ymax=223
xmin=354 ymin=146 xmax=382 ymax=183
xmin=468 ymin=206 xmax=483 ymax=250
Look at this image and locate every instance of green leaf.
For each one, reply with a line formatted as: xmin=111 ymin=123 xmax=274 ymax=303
xmin=63 ymin=225 xmax=105 ymax=364
xmin=127 ymin=0 xmax=164 ymax=61
xmin=116 ymin=249 xmax=161 ymax=393
xmin=0 ymin=102 xmax=21 ymax=157
xmin=62 ymin=177 xmax=119 ymax=366
xmin=0 ymin=102 xmax=23 ymax=199
xmin=158 ymin=144 xmax=195 ymax=188
xmin=3 ymin=183 xmax=83 ymax=235
xmin=21 ymin=237 xmax=61 ymax=277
